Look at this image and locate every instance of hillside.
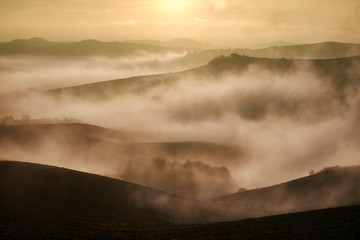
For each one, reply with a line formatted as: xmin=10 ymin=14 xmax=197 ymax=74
xmin=47 ymin=55 xmax=360 ymax=101
xmin=151 ymin=206 xmax=360 ymax=240
xmin=0 ymin=123 xmax=242 ymax=166
xmin=199 ymin=41 xmax=360 ymax=60
xmin=212 ymin=165 xmax=360 ymax=221
xmin=253 ymin=41 xmax=360 ymax=59
xmin=0 ymin=123 xmax=242 ymax=199
xmin=0 ymin=161 xmax=359 ymax=239
xmin=48 ymin=70 xmax=189 ymax=100
xmin=0 ymin=161 xmax=204 ymax=237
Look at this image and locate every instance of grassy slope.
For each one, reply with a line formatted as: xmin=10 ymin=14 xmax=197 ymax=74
xmin=48 ymin=70 xmax=190 ymax=100
xmin=0 ymin=161 xmax=201 ymax=228
xmin=47 ymin=55 xmax=360 ymax=100
xmin=211 ymin=165 xmax=360 ymax=221
xmin=0 ymin=161 xmax=359 ymax=239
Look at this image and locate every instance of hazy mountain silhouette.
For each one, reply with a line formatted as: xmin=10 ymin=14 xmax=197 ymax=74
xmin=250 ymin=41 xmax=360 ymax=58
xmin=0 ymin=38 xmax=183 ymax=56
xmin=1 ymin=38 xmax=360 ymax=60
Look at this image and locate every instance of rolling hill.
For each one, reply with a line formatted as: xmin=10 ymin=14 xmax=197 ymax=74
xmin=47 ymin=54 xmax=360 ymax=101
xmin=0 ymin=161 xmax=204 ymax=238
xmin=0 ymin=161 xmax=359 ymax=239
xmin=0 ymin=123 xmax=243 ymax=199
xmin=0 ymin=123 xmax=242 ymax=166
xmin=211 ymin=165 xmax=360 ymax=221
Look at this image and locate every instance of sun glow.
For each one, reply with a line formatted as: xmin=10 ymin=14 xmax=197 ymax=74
xmin=162 ymin=0 xmax=186 ymax=11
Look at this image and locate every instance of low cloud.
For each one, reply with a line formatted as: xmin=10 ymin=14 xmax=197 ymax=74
xmin=1 ymin=55 xmax=360 ymax=194
xmin=0 ymin=52 xmax=188 ymax=94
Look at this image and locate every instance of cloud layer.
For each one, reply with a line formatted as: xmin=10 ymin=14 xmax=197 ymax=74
xmin=1 ymin=55 xmax=360 ymax=194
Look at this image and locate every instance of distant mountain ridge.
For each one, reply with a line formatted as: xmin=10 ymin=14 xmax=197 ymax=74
xmin=1 ymin=38 xmax=360 ymax=61
xmin=0 ymin=38 xmax=185 ymax=56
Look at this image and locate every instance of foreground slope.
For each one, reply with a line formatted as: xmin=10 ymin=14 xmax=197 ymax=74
xmin=0 ymin=161 xmax=359 ymax=239
xmin=0 ymin=161 xmax=202 ymax=228
xmin=212 ymin=165 xmax=360 ymax=221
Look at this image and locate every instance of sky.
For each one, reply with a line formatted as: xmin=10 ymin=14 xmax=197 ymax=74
xmin=0 ymin=0 xmax=360 ymax=47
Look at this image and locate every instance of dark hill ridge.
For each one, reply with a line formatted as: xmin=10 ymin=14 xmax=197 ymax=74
xmin=0 ymin=161 xmax=215 ymax=239
xmin=0 ymin=161 xmax=359 ymax=239
xmin=0 ymin=161 xmax=202 ymax=224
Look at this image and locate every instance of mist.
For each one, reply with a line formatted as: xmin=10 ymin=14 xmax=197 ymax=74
xmin=0 ymin=51 xmax=189 ymax=94
xmin=1 ymin=55 xmax=360 ymax=198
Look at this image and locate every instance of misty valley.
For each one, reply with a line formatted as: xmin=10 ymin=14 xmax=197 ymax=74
xmin=1 ymin=38 xmax=360 ymax=239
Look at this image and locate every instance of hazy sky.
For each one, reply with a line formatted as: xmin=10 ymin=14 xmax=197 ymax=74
xmin=1 ymin=0 xmax=359 ymax=46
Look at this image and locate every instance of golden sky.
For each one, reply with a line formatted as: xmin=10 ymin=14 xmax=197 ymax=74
xmin=0 ymin=0 xmax=359 ymax=46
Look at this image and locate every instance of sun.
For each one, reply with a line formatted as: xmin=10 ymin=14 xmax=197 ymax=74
xmin=170 ymin=0 xmax=181 ymax=4
xmin=162 ymin=0 xmax=186 ymax=11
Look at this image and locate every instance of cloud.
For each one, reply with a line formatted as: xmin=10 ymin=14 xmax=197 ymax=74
xmin=122 ymin=158 xmax=237 ymax=199
xmin=1 ymin=55 xmax=360 ymax=192
xmin=0 ymin=52 xmax=189 ymax=93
